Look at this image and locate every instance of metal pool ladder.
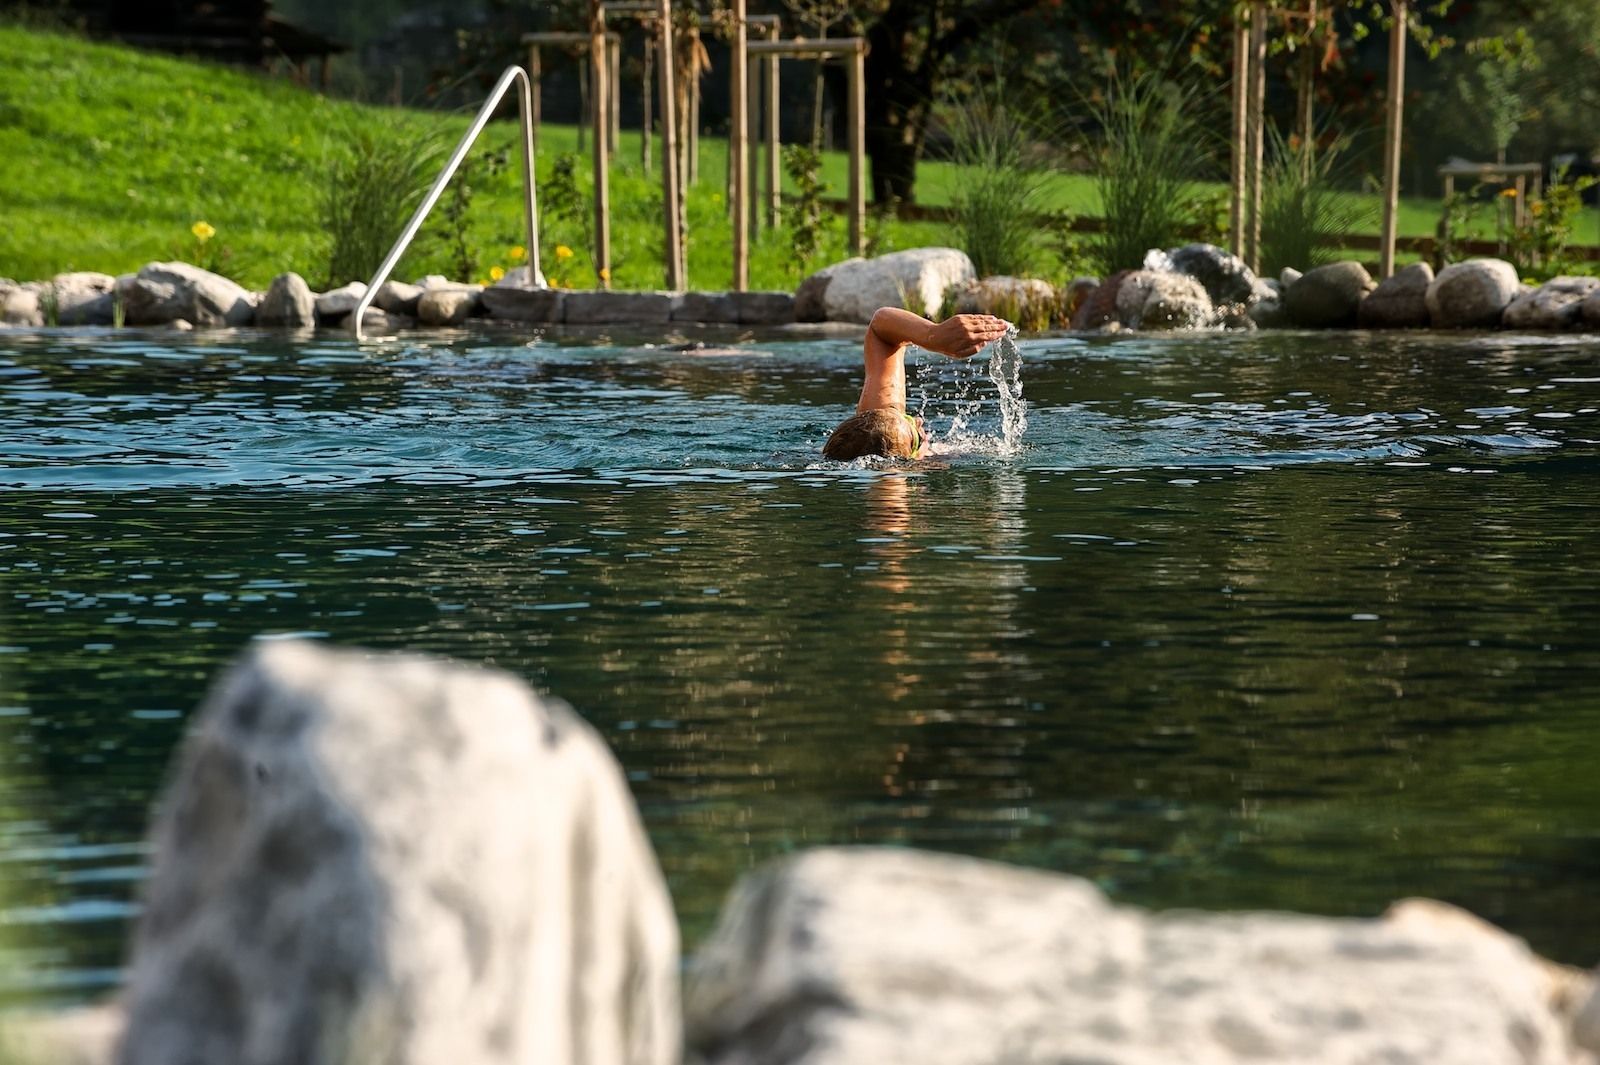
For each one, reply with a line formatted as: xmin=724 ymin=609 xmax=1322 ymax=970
xmin=352 ymin=64 xmax=545 ymax=341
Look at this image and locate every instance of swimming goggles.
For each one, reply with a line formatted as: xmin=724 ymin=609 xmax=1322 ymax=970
xmin=903 ymin=412 xmax=922 ymax=456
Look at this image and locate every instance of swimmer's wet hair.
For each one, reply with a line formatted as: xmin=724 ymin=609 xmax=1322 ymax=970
xmin=822 ymin=408 xmax=913 ymax=460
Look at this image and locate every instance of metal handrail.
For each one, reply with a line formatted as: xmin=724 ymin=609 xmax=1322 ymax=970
xmin=352 ymin=64 xmax=545 ymax=340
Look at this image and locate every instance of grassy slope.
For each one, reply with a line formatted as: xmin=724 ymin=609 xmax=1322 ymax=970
xmin=1 ymin=25 xmax=1589 ymax=292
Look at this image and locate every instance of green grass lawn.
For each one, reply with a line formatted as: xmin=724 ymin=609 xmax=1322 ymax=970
xmin=3 ymin=23 xmax=1596 ymax=294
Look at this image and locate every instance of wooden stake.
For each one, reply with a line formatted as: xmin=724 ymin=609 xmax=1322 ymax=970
xmin=731 ymin=0 xmax=748 ymax=290
xmin=688 ymin=28 xmax=700 ymax=185
xmin=592 ymin=1 xmax=611 ymax=288
xmin=642 ymin=36 xmax=653 ymax=171
xmin=848 ymin=43 xmax=865 ymax=256
xmin=1380 ymin=0 xmax=1407 ymax=278
xmin=659 ymin=0 xmax=683 ymax=289
xmin=1247 ymin=0 xmax=1267 ymax=272
xmin=1230 ymin=11 xmax=1247 ymax=260
xmin=609 ymin=36 xmax=621 ymax=154
xmin=766 ymin=53 xmax=779 ymax=228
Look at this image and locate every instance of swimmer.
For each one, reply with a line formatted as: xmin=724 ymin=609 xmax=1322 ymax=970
xmin=822 ymin=307 xmax=1010 ymax=460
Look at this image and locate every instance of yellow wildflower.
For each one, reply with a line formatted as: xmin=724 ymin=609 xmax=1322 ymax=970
xmin=599 ymin=267 xmax=611 ymax=281
xmin=555 ymin=244 xmax=574 ymax=261
xmin=490 ymin=265 xmax=506 ymax=281
xmin=1499 ymin=187 xmax=1518 ymax=199
xmin=509 ymin=245 xmax=527 ymax=261
xmin=191 ymin=221 xmax=216 ymax=242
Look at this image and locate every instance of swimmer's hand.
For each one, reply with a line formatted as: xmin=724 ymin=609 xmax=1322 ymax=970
xmin=924 ymin=314 xmax=1010 ymax=359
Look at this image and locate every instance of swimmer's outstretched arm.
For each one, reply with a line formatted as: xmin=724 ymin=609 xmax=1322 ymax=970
xmin=857 ymin=308 xmax=1009 ymax=413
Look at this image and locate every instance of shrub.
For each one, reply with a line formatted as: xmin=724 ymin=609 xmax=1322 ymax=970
xmin=319 ymin=119 xmax=443 ymax=289
xmin=1082 ymin=66 xmax=1213 ymax=275
xmin=938 ymin=82 xmax=1059 ymax=278
xmin=1258 ymin=126 xmax=1372 ymax=278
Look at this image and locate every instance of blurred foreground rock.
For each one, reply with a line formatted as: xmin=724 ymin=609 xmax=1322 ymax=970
xmin=685 ymin=847 xmax=1598 ymax=1065
xmin=113 ymin=640 xmax=679 ymax=1065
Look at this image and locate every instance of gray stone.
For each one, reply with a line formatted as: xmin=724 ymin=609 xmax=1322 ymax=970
xmin=1283 ymin=260 xmax=1373 ymax=329
xmin=1114 ymin=270 xmax=1214 ymax=330
xmin=417 ymin=284 xmax=483 ymax=326
xmin=342 ymin=306 xmax=411 ymax=334
xmin=1065 ymin=276 xmax=1099 ymax=318
xmin=1280 ymin=267 xmax=1304 ymax=287
xmin=951 ymin=275 xmax=1058 ymax=317
xmin=117 ymin=640 xmax=679 ymax=1065
xmin=1 ymin=284 xmax=43 ymax=327
xmin=807 ymin=247 xmax=977 ymax=323
xmin=686 ymin=847 xmax=1590 ymax=1065
xmin=672 ymin=291 xmax=740 ymax=324
xmin=1580 ymin=288 xmax=1600 ymax=330
xmin=168 ymin=319 xmax=193 ymax=331
xmin=1249 ymin=296 xmax=1288 ymax=329
xmin=795 ymin=260 xmax=855 ymax=322
xmin=1359 ymin=261 xmax=1434 ymax=329
xmin=1503 ymin=275 xmax=1600 ymax=330
xmin=315 ymin=281 xmax=368 ymax=323
xmin=118 ymin=262 xmax=254 ymax=327
xmin=48 ymin=271 xmax=117 ymax=325
xmin=1165 ymin=243 xmax=1257 ymax=306
xmin=480 ymin=285 xmax=565 ymax=323
xmin=256 ymin=272 xmax=317 ymax=328
xmin=1427 ymin=258 xmax=1521 ymax=328
xmin=374 ymin=279 xmax=424 ymax=315
xmin=735 ymin=290 xmax=796 ymax=325
xmin=564 ymin=291 xmax=677 ymax=324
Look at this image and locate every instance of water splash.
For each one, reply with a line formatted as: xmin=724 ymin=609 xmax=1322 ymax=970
xmin=986 ymin=322 xmax=1027 ymax=453
xmin=1142 ymin=248 xmax=1174 ymax=272
xmin=914 ymin=323 xmax=1027 ymax=458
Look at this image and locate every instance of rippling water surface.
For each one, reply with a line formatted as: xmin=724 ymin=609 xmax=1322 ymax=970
xmin=4 ymin=323 xmax=1600 ymax=1002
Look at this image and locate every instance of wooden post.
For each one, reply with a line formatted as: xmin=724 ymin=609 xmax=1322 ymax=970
xmin=731 ymin=0 xmax=748 ymax=290
xmin=749 ymin=49 xmax=762 ymax=239
xmin=658 ymin=0 xmax=684 ymax=289
xmin=1380 ymin=0 xmax=1407 ymax=277
xmin=1247 ymin=0 xmax=1267 ymax=272
xmin=578 ymin=52 xmax=588 ymax=151
xmin=1299 ymin=0 xmax=1317 ymax=176
xmin=1230 ymin=11 xmax=1247 ymax=260
xmin=641 ymin=37 xmax=653 ymax=171
xmin=592 ymin=2 xmax=612 ymax=288
xmin=766 ymin=52 xmax=780 ymax=228
xmin=848 ymin=42 xmax=865 ymax=256
xmin=609 ymin=35 xmax=621 ymax=154
xmin=688 ymin=27 xmax=701 ymax=185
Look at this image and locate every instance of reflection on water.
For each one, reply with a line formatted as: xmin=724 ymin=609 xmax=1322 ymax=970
xmin=4 ymin=326 xmax=1600 ymax=1001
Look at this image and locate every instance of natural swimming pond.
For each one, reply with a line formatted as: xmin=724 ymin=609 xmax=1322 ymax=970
xmin=3 ymin=323 xmax=1600 ymax=1002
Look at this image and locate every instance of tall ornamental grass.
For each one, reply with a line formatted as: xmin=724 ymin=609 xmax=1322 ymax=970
xmin=939 ymin=84 xmax=1060 ymax=278
xmin=319 ymin=119 xmax=445 ymax=289
xmin=1083 ymin=68 xmax=1213 ymax=275
xmin=1258 ymin=126 xmax=1373 ymax=277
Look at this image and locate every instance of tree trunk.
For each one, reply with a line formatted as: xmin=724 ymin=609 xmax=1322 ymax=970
xmin=863 ymin=9 xmax=930 ymax=206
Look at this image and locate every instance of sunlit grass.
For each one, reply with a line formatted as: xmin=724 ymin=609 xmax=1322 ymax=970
xmin=3 ymin=23 xmax=1597 ymax=293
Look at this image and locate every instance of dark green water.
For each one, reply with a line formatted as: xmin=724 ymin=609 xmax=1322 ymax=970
xmin=3 ymin=324 xmax=1600 ymax=1002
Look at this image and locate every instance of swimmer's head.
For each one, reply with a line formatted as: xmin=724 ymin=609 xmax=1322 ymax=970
xmin=822 ymin=408 xmax=924 ymax=460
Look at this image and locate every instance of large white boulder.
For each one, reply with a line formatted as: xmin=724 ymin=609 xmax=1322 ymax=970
xmin=117 ymin=261 xmax=254 ymax=327
xmin=798 ymin=247 xmax=976 ymax=323
xmin=1427 ymin=258 xmax=1521 ymax=328
xmin=47 ymin=271 xmax=118 ymax=325
xmin=1503 ymin=276 xmax=1600 ymax=331
xmin=116 ymin=640 xmax=679 ymax=1065
xmin=685 ymin=847 xmax=1594 ymax=1065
